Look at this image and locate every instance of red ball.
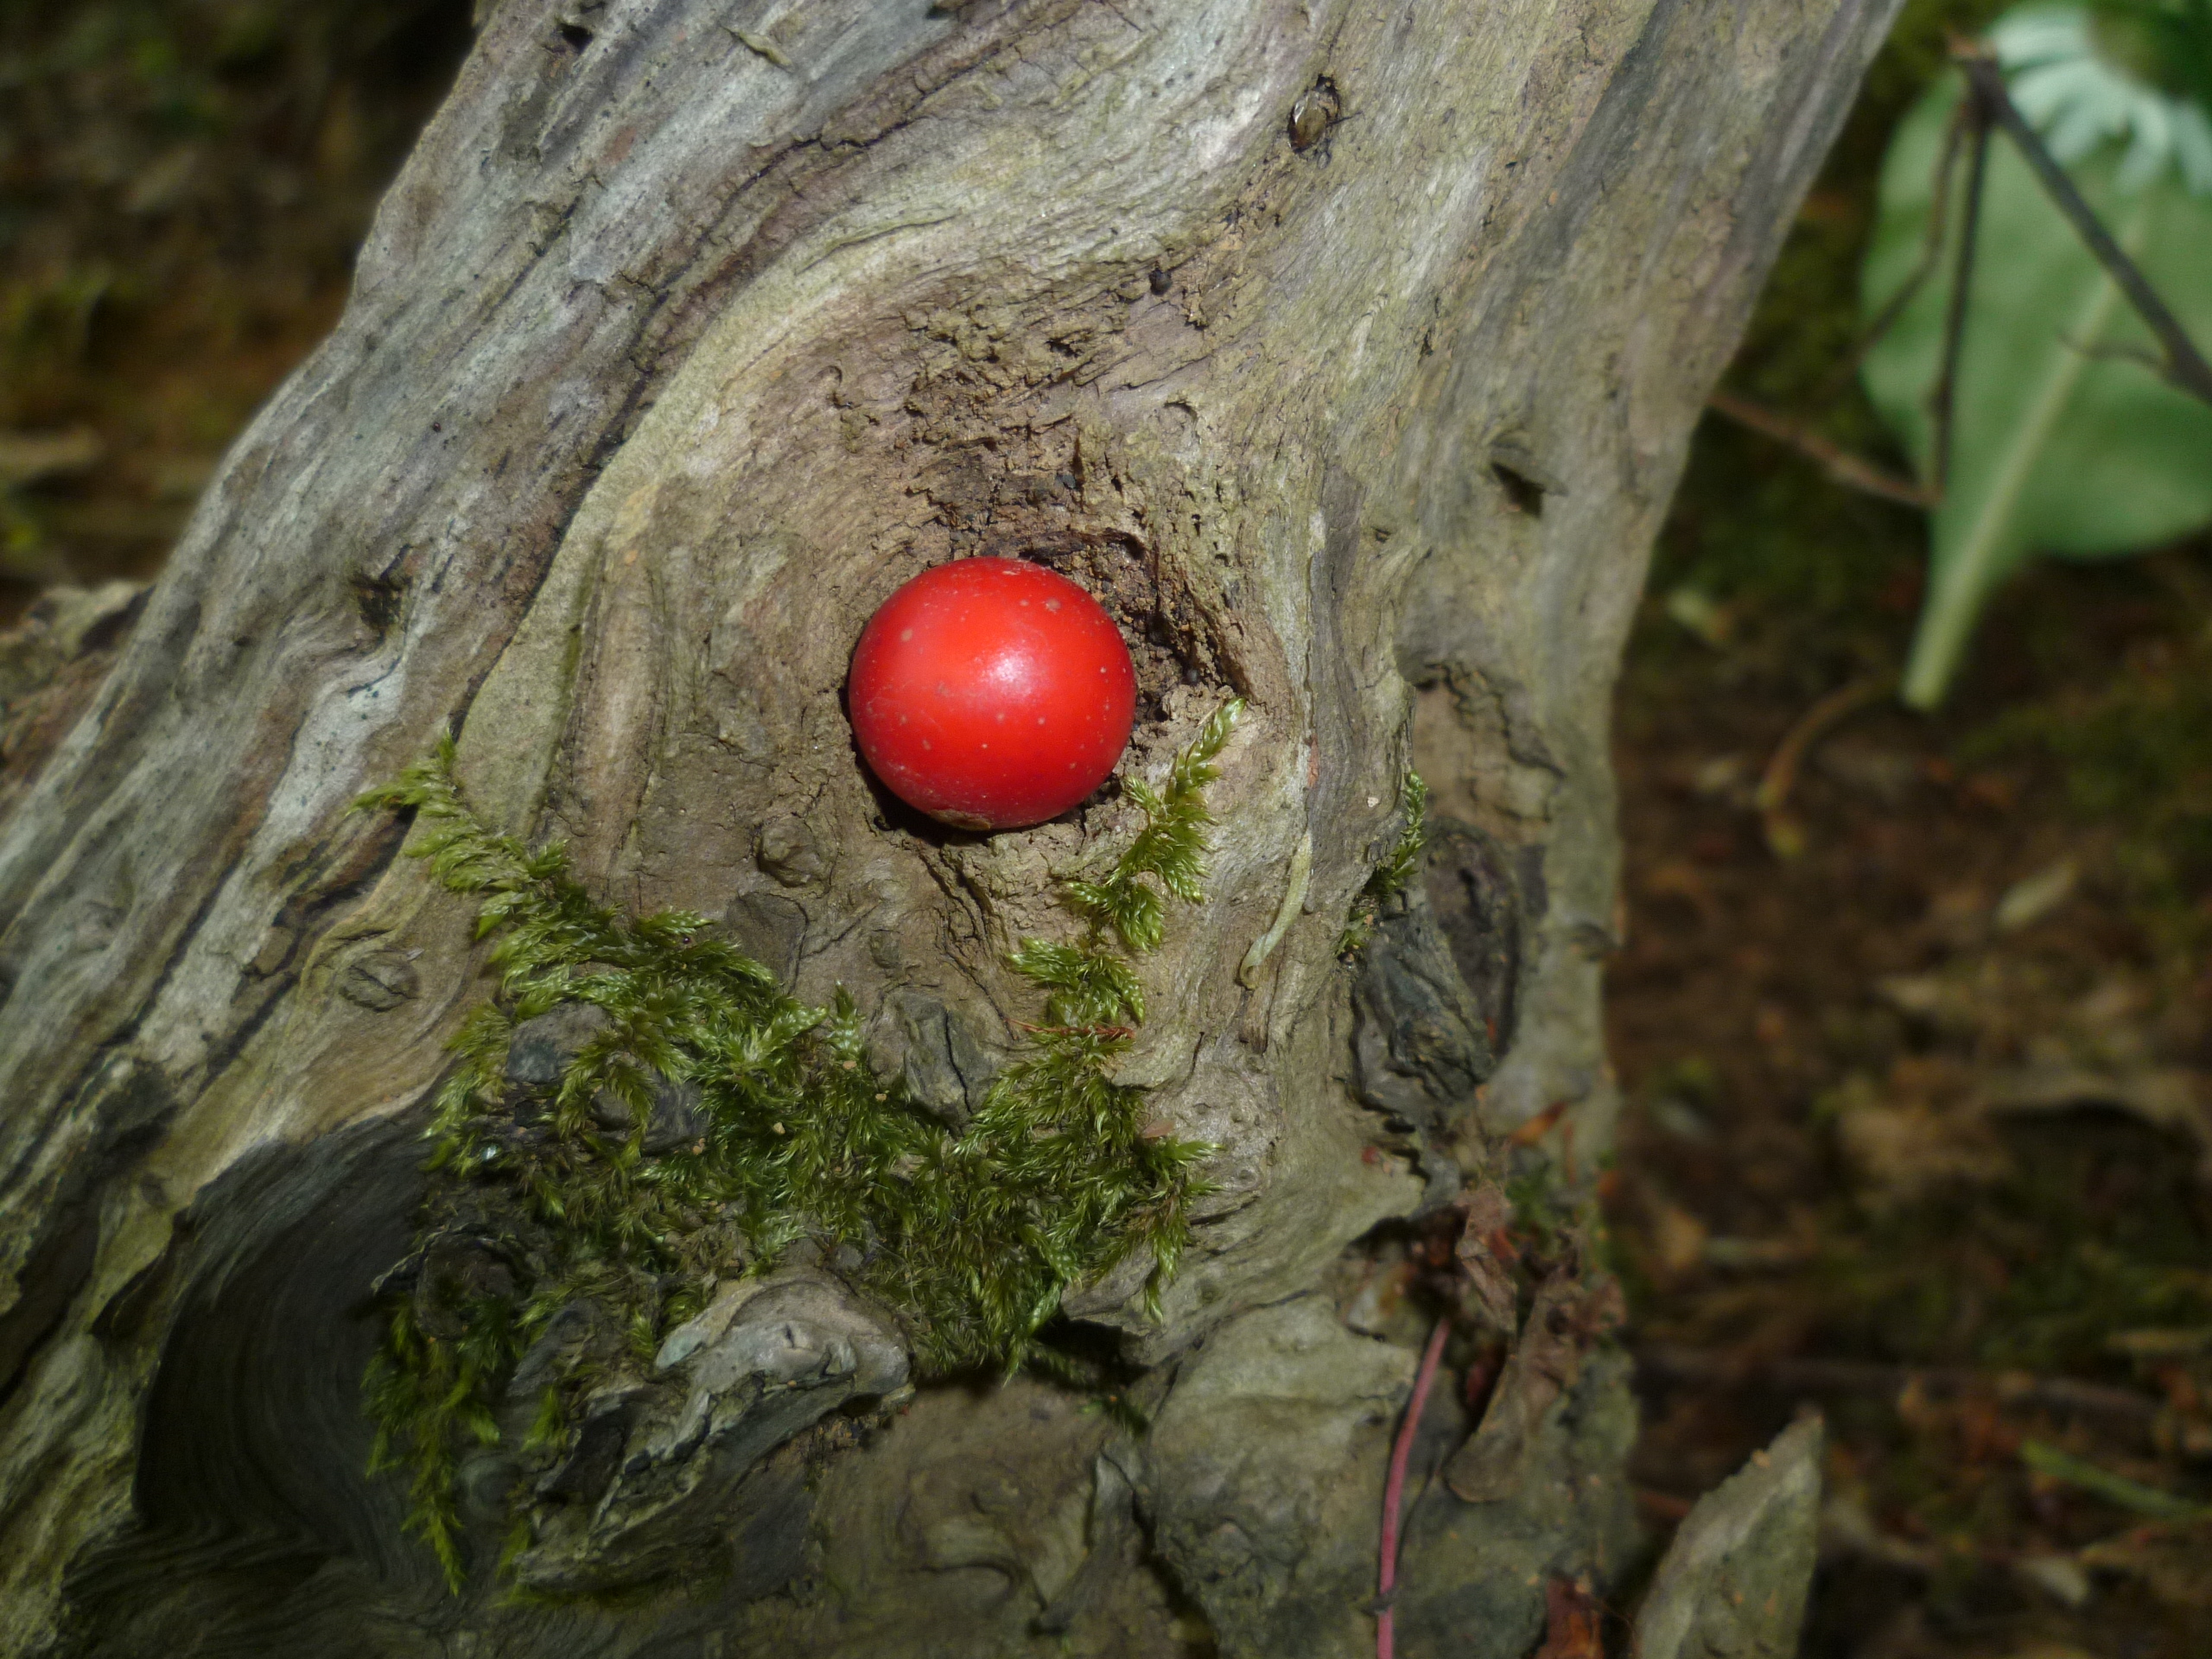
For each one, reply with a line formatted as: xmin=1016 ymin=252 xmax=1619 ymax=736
xmin=849 ymin=558 xmax=1137 ymax=830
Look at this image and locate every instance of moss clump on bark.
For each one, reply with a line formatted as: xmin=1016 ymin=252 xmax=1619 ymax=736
xmin=357 ymin=702 xmax=1240 ymax=1590
xmin=1339 ymin=771 xmax=1427 ymax=957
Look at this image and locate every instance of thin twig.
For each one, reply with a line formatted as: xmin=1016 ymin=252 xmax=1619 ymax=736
xmin=2059 ymin=334 xmax=2171 ymax=377
xmin=1930 ymin=88 xmax=1992 ymax=493
xmin=1822 ymin=102 xmax=1969 ymax=403
xmin=1707 ymin=392 xmax=1936 ymax=508
xmin=1377 ymin=1318 xmax=1452 ymax=1659
xmin=1956 ymin=48 xmax=2212 ymax=410
xmin=1755 ymin=674 xmax=1896 ymax=858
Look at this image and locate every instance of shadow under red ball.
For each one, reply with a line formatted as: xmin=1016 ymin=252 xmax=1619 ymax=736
xmin=848 ymin=558 xmax=1138 ymax=830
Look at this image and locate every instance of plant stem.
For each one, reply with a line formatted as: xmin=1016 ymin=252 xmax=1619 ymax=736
xmin=1635 ymin=1344 xmax=2160 ymax=1424
xmin=1929 ymin=87 xmax=1991 ymax=496
xmin=1756 ymin=674 xmax=1895 ymax=855
xmin=1825 ymin=102 xmax=1968 ymax=404
xmin=1902 ymin=202 xmax=2140 ymax=707
xmin=1377 ymin=1317 xmax=1451 ymax=1659
xmin=2021 ymin=1440 xmax=2212 ymax=1521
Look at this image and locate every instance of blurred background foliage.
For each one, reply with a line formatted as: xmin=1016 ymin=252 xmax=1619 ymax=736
xmin=1859 ymin=7 xmax=2212 ymax=706
xmin=1 ymin=0 xmax=2209 ymax=1654
xmin=0 ymin=0 xmax=471 ymax=598
xmin=1622 ymin=0 xmax=2212 ymax=1650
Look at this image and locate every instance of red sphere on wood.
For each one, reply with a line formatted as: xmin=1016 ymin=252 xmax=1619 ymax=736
xmin=849 ymin=558 xmax=1137 ymax=830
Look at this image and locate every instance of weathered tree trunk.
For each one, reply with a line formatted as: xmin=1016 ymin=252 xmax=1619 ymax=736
xmin=0 ymin=1 xmax=1894 ymax=1654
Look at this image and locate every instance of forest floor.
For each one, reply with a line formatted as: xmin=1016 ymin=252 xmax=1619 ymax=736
xmin=2 ymin=2 xmax=2208 ymax=1656
xmin=1613 ymin=470 xmax=2212 ymax=1659
xmin=1609 ymin=0 xmax=2212 ymax=1647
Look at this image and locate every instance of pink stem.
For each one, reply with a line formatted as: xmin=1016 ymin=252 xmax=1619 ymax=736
xmin=1377 ymin=1317 xmax=1451 ymax=1659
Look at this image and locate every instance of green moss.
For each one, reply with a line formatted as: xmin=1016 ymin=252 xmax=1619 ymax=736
xmin=364 ymin=1294 xmax=515 ymax=1588
xmin=357 ymin=701 xmax=1241 ymax=1591
xmin=1338 ymin=771 xmax=1427 ymax=957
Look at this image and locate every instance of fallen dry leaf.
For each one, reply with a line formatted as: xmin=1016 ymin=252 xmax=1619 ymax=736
xmin=1446 ymin=1262 xmax=1624 ymax=1502
xmin=1529 ymin=1576 xmax=1603 ymax=1659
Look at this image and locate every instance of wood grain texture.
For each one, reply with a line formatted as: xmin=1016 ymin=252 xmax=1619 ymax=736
xmin=0 ymin=0 xmax=1898 ymax=1650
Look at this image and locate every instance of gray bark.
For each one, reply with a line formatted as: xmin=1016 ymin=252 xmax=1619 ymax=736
xmin=0 ymin=0 xmax=1897 ymax=1653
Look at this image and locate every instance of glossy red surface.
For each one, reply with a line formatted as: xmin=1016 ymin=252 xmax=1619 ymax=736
xmin=848 ymin=557 xmax=1137 ymax=830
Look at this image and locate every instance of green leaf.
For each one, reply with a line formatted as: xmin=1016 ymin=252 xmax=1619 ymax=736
xmin=1861 ymin=68 xmax=2212 ymax=707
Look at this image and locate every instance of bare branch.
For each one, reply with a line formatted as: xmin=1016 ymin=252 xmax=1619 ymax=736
xmin=1707 ymin=391 xmax=1936 ymax=507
